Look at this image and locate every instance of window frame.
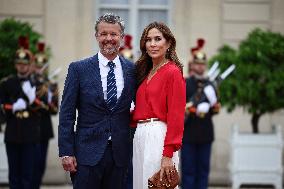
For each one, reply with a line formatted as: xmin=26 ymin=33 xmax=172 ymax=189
xmin=94 ymin=0 xmax=173 ymax=59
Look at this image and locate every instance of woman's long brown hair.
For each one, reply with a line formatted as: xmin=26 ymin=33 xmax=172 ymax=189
xmin=135 ymin=22 xmax=183 ymax=85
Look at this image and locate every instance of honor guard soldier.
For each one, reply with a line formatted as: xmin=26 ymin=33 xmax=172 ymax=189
xmin=32 ymin=42 xmax=59 ymax=189
xmin=181 ymin=39 xmax=220 ymax=189
xmin=119 ymin=34 xmax=134 ymax=61
xmin=0 ymin=36 xmax=41 ymax=189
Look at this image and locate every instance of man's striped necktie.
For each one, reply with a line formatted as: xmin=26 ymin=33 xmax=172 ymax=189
xmin=106 ymin=61 xmax=117 ymax=110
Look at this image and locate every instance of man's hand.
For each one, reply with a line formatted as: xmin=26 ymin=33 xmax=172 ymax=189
xmin=130 ymin=101 xmax=135 ymax=112
xmin=160 ymin=156 xmax=174 ymax=182
xmin=47 ymin=90 xmax=53 ymax=103
xmin=22 ymin=81 xmax=36 ymax=104
xmin=61 ymin=156 xmax=77 ymax=173
xmin=196 ymin=102 xmax=210 ymax=115
xmin=12 ymin=98 xmax=27 ymax=113
xmin=204 ymin=85 xmax=217 ymax=106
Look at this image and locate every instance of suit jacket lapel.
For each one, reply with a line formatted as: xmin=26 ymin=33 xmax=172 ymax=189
xmin=113 ymin=56 xmax=129 ymax=110
xmin=90 ymin=54 xmax=109 ymax=109
xmin=90 ymin=55 xmax=130 ymax=111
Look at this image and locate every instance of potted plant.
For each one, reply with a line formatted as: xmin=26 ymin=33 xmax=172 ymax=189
xmin=209 ymin=28 xmax=284 ymax=189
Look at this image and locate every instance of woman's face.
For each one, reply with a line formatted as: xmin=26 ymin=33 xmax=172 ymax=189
xmin=145 ymin=28 xmax=170 ymax=61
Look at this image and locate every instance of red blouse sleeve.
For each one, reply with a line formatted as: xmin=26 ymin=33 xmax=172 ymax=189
xmin=163 ymin=67 xmax=186 ymax=157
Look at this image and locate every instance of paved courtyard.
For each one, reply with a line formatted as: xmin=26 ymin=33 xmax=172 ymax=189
xmin=38 ymin=186 xmax=271 ymax=189
xmin=0 ymin=184 xmax=275 ymax=189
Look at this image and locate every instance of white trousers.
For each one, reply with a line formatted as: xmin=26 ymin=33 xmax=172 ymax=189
xmin=133 ymin=121 xmax=179 ymax=189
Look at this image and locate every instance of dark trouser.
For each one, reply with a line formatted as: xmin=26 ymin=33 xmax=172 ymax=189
xmin=125 ymin=143 xmax=133 ymax=189
xmin=181 ymin=143 xmax=212 ymax=189
xmin=5 ymin=142 xmax=39 ymax=189
xmin=71 ymin=143 xmax=127 ymax=189
xmin=34 ymin=140 xmax=49 ymax=189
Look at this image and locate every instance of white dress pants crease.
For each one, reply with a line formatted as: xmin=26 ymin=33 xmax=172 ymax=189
xmin=133 ymin=121 xmax=179 ymax=189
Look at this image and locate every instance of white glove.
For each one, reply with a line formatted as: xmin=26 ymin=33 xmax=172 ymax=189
xmin=204 ymin=85 xmax=217 ymax=106
xmin=196 ymin=102 xmax=210 ymax=115
xmin=22 ymin=81 xmax=36 ymax=104
xmin=22 ymin=81 xmax=32 ymax=94
xmin=48 ymin=89 xmax=53 ymax=104
xmin=12 ymin=98 xmax=27 ymax=113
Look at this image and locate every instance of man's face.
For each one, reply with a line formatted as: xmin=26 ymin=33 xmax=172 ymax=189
xmin=33 ymin=64 xmax=43 ymax=74
xmin=96 ymin=22 xmax=123 ymax=57
xmin=192 ymin=62 xmax=206 ymax=76
xmin=15 ymin=63 xmax=30 ymax=76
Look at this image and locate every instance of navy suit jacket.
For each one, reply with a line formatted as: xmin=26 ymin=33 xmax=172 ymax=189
xmin=58 ymin=54 xmax=136 ymax=167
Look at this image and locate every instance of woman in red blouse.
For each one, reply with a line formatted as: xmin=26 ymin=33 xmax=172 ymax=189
xmin=132 ymin=22 xmax=186 ymax=189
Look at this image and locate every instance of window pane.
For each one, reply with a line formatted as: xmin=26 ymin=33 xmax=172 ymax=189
xmin=137 ymin=10 xmax=168 ymax=38
xmin=139 ymin=0 xmax=168 ymax=5
xmin=99 ymin=9 xmax=129 ymax=33
xmin=135 ymin=10 xmax=168 ymax=55
xmin=99 ymin=0 xmax=129 ymax=4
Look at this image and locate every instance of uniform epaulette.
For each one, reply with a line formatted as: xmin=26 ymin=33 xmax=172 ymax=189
xmin=0 ymin=75 xmax=13 ymax=83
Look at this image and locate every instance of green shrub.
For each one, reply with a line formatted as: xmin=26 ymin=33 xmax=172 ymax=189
xmin=0 ymin=18 xmax=42 ymax=79
xmin=209 ymin=28 xmax=284 ymax=133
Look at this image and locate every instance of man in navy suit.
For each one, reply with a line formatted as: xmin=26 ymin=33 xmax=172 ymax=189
xmin=58 ymin=13 xmax=136 ymax=189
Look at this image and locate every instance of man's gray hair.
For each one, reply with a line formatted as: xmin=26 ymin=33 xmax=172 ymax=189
xmin=95 ymin=13 xmax=125 ymax=36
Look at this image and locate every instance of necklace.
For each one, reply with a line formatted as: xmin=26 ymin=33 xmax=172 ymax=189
xmin=147 ymin=60 xmax=168 ymax=82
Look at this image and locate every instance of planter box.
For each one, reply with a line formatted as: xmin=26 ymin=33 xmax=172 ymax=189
xmin=0 ymin=132 xmax=8 ymax=183
xmin=229 ymin=125 xmax=283 ymax=189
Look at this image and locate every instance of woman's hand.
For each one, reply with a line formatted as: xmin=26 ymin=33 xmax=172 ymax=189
xmin=160 ymin=156 xmax=174 ymax=182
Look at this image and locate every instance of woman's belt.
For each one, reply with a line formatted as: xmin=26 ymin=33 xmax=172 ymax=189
xmin=137 ymin=118 xmax=160 ymax=124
